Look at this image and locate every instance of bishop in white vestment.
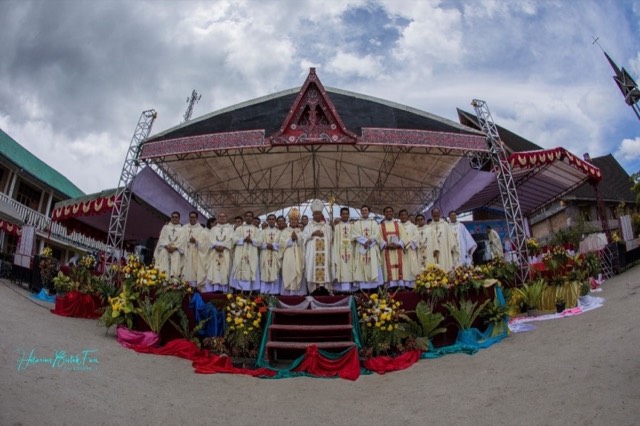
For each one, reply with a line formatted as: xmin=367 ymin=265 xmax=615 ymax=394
xmin=302 ymin=200 xmax=333 ymax=293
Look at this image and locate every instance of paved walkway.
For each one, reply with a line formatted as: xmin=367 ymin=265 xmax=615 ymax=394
xmin=1 ymin=267 xmax=639 ymax=426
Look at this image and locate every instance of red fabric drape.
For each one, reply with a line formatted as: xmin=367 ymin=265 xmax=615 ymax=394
xmin=193 ymin=354 xmax=276 ymax=378
xmin=293 ymin=345 xmax=361 ymax=381
xmin=362 ymin=350 xmax=421 ymax=374
xmin=0 ymin=220 xmax=21 ymax=236
xmin=131 ymin=338 xmax=205 ymax=359
xmin=50 ymin=291 xmax=102 ymax=319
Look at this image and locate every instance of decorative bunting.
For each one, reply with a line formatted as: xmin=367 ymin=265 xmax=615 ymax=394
xmin=508 ymin=147 xmax=601 ymax=181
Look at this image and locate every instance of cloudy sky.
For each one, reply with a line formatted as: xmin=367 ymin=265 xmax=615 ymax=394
xmin=1 ymin=0 xmax=639 ymax=195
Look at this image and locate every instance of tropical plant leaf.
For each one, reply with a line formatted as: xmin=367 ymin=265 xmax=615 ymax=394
xmin=444 ymin=298 xmax=490 ymax=330
xmin=415 ymin=301 xmax=446 ymax=339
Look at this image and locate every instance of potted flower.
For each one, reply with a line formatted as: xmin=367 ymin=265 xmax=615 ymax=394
xmin=414 ymin=264 xmax=450 ymax=302
xmin=450 ymin=264 xmax=487 ymax=298
xmin=526 ymin=237 xmax=541 ymax=261
xmin=357 ymin=290 xmax=405 ymax=358
xmin=39 ymin=247 xmax=58 ymax=291
xmin=224 ymin=294 xmax=267 ymax=366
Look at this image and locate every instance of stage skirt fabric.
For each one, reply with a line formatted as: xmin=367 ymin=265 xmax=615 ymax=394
xmin=51 ymin=291 xmax=102 ymax=319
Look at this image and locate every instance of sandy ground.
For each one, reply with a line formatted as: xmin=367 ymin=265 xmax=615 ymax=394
xmin=1 ymin=266 xmax=639 ymax=426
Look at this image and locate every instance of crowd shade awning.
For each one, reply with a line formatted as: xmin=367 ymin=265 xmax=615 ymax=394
xmin=439 ymin=147 xmax=601 ymax=216
xmin=0 ymin=198 xmax=24 ymax=236
xmin=52 ymin=167 xmax=202 ymax=243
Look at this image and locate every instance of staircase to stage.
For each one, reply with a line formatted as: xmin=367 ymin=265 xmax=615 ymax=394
xmin=264 ymin=299 xmax=357 ymax=362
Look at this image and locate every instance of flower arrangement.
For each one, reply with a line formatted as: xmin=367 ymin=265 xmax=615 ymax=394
xmin=357 ymin=290 xmax=405 ymax=358
xmin=78 ymin=254 xmax=97 ymax=269
xmin=54 ymin=253 xmax=103 ymax=295
xmin=611 ymin=231 xmax=622 ymax=243
xmin=526 ymin=237 xmax=540 ymax=256
xmin=224 ymin=294 xmax=267 ymax=358
xmin=414 ymin=264 xmax=450 ymax=300
xmin=451 ymin=265 xmax=485 ymax=286
xmin=41 ymin=247 xmax=53 ymax=258
xmin=483 ymin=257 xmax=519 ymax=287
xmin=99 ymin=255 xmax=192 ymax=334
xmin=39 ymin=247 xmax=58 ymax=289
xmin=540 ymin=245 xmax=571 ymax=285
xmin=104 ymin=284 xmax=140 ymax=330
xmin=450 ymin=265 xmax=489 ymax=298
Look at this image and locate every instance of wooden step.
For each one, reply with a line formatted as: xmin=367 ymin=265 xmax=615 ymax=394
xmin=271 ymin=307 xmax=352 ymax=315
xmin=266 ymin=341 xmax=356 ymax=350
xmin=269 ymin=324 xmax=352 ymax=332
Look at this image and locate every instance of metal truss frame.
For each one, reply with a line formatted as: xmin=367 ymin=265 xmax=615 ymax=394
xmin=105 ymin=110 xmax=157 ymax=278
xmin=472 ymin=99 xmax=530 ymax=283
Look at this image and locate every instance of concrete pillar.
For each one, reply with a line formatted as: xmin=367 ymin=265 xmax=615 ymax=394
xmin=44 ymin=191 xmax=54 ymax=216
xmin=7 ymin=170 xmax=18 ymax=198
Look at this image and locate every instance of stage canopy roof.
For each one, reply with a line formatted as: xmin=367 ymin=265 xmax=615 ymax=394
xmin=138 ymin=68 xmax=600 ymax=220
xmin=435 ymin=147 xmax=602 ymax=217
xmin=139 ymin=68 xmax=490 ymax=219
xmin=52 ymin=167 xmax=200 ymax=244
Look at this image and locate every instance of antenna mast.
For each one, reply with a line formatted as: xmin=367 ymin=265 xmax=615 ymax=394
xmin=183 ymin=90 xmax=202 ymax=123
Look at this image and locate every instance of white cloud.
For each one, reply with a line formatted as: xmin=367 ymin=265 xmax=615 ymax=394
xmin=616 ymin=137 xmax=640 ymax=161
xmin=326 ymin=51 xmax=384 ymax=79
xmin=1 ymin=0 xmax=639 ymax=197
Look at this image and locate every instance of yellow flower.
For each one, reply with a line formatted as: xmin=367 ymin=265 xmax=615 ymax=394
xmin=370 ymin=293 xmax=378 ymax=300
xmin=387 ymin=325 xmax=393 ymax=331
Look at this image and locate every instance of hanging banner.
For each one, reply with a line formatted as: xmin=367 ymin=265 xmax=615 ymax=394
xmin=14 ymin=225 xmax=35 ymax=269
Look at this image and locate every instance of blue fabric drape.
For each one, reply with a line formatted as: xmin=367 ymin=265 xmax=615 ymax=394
xmin=422 ymin=286 xmax=508 ymax=358
xmin=189 ymin=293 xmax=225 ymax=337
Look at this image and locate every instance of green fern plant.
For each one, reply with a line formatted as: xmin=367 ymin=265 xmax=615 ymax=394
xmin=513 ymin=278 xmax=546 ymax=310
xmin=444 ymin=298 xmax=490 ymax=330
xmin=136 ymin=291 xmax=184 ymax=334
xmin=169 ymin=310 xmax=209 ymax=348
xmin=398 ymin=300 xmax=446 ymax=350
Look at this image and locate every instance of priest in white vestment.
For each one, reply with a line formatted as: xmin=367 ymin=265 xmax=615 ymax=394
xmin=258 ymin=214 xmax=282 ymax=294
xmin=153 ymin=211 xmax=186 ymax=278
xmin=200 ymin=214 xmax=234 ymax=292
xmin=448 ymin=211 xmax=477 ymax=267
xmin=379 ymin=206 xmax=410 ymax=288
xmin=230 ymin=211 xmax=261 ymax=292
xmin=332 ymin=207 xmax=355 ymax=293
xmin=181 ymin=211 xmax=205 ymax=287
xmin=415 ymin=214 xmax=431 ymax=272
xmin=279 ymin=211 xmax=306 ymax=295
xmin=398 ymin=209 xmax=420 ymax=288
xmin=426 ymin=208 xmax=458 ymax=272
xmin=195 ymin=217 xmax=216 ymax=291
xmin=351 ymin=205 xmax=383 ymax=290
xmin=302 ymin=200 xmax=333 ymax=294
xmin=487 ymin=226 xmax=504 ymax=260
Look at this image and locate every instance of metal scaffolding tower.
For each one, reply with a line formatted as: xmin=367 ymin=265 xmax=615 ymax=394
xmin=471 ymin=99 xmax=529 ymax=283
xmin=105 ymin=109 xmax=158 ymax=279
